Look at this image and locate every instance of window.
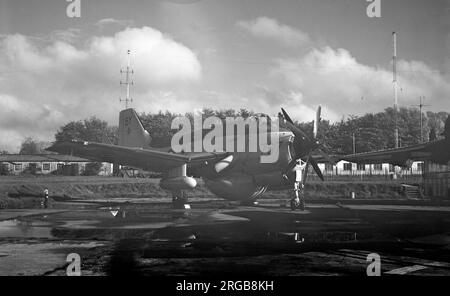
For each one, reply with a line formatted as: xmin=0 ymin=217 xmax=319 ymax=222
xmin=374 ymin=164 xmax=382 ymax=171
xmin=14 ymin=164 xmax=22 ymax=171
xmin=343 ymin=163 xmax=352 ymax=171
xmin=325 ymin=163 xmax=333 ymax=171
xmin=417 ymin=162 xmax=424 ymax=172
xmin=43 ymin=163 xmax=51 ymax=171
xmin=357 ymin=164 xmax=366 ymax=171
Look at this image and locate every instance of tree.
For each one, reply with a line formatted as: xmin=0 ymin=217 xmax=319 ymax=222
xmin=429 ymin=127 xmax=437 ymax=141
xmin=55 ymin=117 xmax=118 ymax=144
xmin=19 ymin=137 xmax=50 ymax=154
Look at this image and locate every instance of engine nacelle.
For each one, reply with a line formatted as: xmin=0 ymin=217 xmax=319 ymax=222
xmin=204 ymin=174 xmax=267 ymax=201
xmin=160 ymin=176 xmax=197 ymax=191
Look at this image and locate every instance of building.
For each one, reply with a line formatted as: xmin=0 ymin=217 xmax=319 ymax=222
xmin=317 ymin=160 xmax=423 ymax=177
xmin=0 ymin=154 xmax=113 ymax=176
xmin=423 ymin=161 xmax=450 ymax=198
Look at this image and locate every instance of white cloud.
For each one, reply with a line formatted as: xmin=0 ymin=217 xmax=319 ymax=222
xmin=95 ymin=18 xmax=134 ymax=29
xmin=236 ymin=17 xmax=311 ymax=47
xmin=0 ymin=26 xmax=202 ymax=152
xmin=269 ymin=46 xmax=450 ymax=118
xmin=0 ymin=19 xmax=448 ymax=152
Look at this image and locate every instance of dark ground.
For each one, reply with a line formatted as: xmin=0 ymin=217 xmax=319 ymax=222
xmin=1 ymin=197 xmax=449 ymax=276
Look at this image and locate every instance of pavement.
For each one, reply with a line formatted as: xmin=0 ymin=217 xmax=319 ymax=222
xmin=0 ymin=198 xmax=450 ymax=276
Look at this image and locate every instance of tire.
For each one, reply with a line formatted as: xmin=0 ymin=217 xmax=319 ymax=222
xmin=172 ymin=196 xmax=189 ymax=209
xmin=299 ymin=198 xmax=305 ymax=211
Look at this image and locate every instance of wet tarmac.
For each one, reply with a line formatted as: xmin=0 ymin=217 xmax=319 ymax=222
xmin=0 ymin=198 xmax=450 ymax=276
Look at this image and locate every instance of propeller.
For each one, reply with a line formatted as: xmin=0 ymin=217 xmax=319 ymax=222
xmin=281 ymin=106 xmax=330 ymax=182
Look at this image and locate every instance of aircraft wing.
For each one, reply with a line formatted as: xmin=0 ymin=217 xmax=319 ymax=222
xmin=47 ymin=141 xmax=228 ymax=172
xmin=340 ymin=139 xmax=450 ymax=166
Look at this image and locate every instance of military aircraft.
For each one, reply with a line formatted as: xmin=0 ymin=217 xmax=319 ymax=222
xmin=48 ymin=107 xmax=331 ymax=210
xmin=341 ymin=116 xmax=450 ymax=167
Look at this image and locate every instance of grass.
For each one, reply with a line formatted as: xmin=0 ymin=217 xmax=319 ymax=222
xmin=0 ymin=176 xmax=406 ymax=209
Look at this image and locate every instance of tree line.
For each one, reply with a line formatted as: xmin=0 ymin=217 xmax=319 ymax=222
xmin=14 ymin=107 xmax=449 ymax=156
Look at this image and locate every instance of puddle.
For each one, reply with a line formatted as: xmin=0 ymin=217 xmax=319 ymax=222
xmin=0 ymin=220 xmax=54 ymax=238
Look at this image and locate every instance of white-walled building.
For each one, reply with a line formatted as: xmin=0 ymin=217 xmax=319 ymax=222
xmin=317 ymin=160 xmax=423 ymax=176
xmin=0 ymin=154 xmax=113 ymax=176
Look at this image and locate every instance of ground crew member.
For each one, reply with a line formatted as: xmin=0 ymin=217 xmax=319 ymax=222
xmin=43 ymin=188 xmax=49 ymax=209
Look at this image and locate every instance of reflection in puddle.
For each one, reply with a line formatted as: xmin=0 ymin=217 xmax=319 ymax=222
xmin=0 ymin=220 xmax=54 ymax=238
xmin=266 ymin=231 xmax=360 ymax=243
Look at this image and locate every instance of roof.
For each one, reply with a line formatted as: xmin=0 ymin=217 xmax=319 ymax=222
xmin=0 ymin=154 xmax=90 ymax=163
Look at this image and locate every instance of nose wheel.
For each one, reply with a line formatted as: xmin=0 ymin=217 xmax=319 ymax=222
xmin=290 ymin=182 xmax=305 ymax=211
xmin=288 ymin=160 xmax=307 ymax=211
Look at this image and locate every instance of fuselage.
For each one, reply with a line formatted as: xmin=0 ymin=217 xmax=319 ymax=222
xmin=175 ymin=130 xmax=298 ymax=202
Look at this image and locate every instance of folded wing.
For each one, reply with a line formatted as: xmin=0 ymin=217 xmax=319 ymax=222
xmin=47 ymin=141 xmax=227 ymax=172
xmin=341 ymin=139 xmax=450 ymax=166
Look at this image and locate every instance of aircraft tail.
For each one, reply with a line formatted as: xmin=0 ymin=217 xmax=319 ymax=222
xmin=118 ymin=108 xmax=152 ymax=148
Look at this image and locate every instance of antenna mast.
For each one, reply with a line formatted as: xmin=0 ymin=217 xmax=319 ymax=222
xmin=393 ymin=32 xmax=399 ymax=148
xmin=411 ymin=96 xmax=431 ymax=143
xmin=120 ymin=49 xmax=134 ymax=109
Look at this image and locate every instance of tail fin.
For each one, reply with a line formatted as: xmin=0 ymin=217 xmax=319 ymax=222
xmin=313 ymin=106 xmax=321 ymax=139
xmin=118 ymin=108 xmax=152 ymax=148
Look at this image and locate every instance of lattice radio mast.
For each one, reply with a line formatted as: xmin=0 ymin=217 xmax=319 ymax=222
xmin=393 ymin=32 xmax=399 ymax=148
xmin=411 ymin=96 xmax=431 ymax=143
xmin=120 ymin=49 xmax=134 ymax=109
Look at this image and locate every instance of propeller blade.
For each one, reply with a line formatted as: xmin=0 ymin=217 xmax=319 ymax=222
xmin=286 ymin=159 xmax=297 ymax=172
xmin=281 ymin=108 xmax=294 ymax=124
xmin=302 ymin=159 xmax=310 ymax=184
xmin=281 ymin=108 xmax=311 ymax=142
xmin=309 ymin=157 xmax=324 ymax=181
xmin=316 ymin=148 xmax=336 ymax=166
xmin=313 ymin=106 xmax=321 ymax=139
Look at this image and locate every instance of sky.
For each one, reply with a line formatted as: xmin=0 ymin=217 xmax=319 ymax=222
xmin=0 ymin=0 xmax=449 ymax=152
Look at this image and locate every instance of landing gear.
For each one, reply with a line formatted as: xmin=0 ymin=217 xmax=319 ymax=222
xmin=290 ymin=182 xmax=305 ymax=211
xmin=172 ymin=190 xmax=189 ymax=209
xmin=289 ymin=160 xmax=306 ymax=211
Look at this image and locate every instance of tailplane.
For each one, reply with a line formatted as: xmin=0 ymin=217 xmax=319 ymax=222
xmin=118 ymin=108 xmax=152 ymax=148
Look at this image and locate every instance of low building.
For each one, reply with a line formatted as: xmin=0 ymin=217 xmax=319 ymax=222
xmin=423 ymin=161 xmax=450 ymax=198
xmin=0 ymin=154 xmax=113 ymax=176
xmin=317 ymin=160 xmax=423 ymax=177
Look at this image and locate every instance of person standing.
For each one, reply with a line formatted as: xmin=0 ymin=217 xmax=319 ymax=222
xmin=43 ymin=188 xmax=49 ymax=209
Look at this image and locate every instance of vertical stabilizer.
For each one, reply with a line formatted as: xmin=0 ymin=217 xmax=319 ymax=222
xmin=118 ymin=108 xmax=152 ymax=148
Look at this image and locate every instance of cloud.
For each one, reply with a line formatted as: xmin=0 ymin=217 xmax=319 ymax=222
xmin=236 ymin=17 xmax=311 ymax=47
xmin=0 ymin=26 xmax=201 ymax=152
xmin=269 ymin=46 xmax=450 ymax=118
xmin=1 ymin=19 xmax=448 ymax=152
xmin=95 ymin=18 xmax=134 ymax=29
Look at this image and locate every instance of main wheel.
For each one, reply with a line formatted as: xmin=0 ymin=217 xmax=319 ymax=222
xmin=172 ymin=194 xmax=189 ymax=209
xmin=290 ymin=198 xmax=300 ymax=210
xmin=299 ymin=197 xmax=305 ymax=211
